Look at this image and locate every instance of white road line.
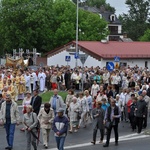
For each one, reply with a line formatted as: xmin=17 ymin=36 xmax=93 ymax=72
xmin=46 ymin=133 xmax=150 ymax=150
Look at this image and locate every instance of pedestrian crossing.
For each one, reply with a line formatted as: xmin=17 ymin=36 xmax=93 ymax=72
xmin=46 ymin=132 xmax=150 ymax=150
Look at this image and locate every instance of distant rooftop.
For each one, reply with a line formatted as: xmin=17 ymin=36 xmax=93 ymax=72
xmin=80 ymin=6 xmax=121 ymax=24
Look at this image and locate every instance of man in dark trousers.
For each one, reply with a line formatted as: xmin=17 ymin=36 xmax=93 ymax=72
xmin=103 ymin=99 xmax=121 ymax=147
xmin=135 ymin=94 xmax=147 ymax=133
xmin=64 ymin=70 xmax=71 ymax=90
xmin=30 ymin=89 xmax=42 ymax=115
xmin=53 ymin=108 xmax=68 ymax=150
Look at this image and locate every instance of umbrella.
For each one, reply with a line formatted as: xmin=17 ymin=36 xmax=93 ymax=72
xmin=24 ymin=122 xmax=42 ymax=144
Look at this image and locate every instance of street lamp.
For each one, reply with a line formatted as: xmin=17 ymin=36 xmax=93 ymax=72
xmin=75 ymin=0 xmax=79 ymax=68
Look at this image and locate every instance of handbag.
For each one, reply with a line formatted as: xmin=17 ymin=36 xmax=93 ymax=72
xmin=77 ymin=112 xmax=81 ymax=120
xmin=105 ymin=121 xmax=113 ymax=130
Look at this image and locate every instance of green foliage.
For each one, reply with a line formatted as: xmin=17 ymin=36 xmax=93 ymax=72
xmin=121 ymin=0 xmax=150 ymax=41
xmin=41 ymin=91 xmax=68 ymax=103
xmin=0 ymin=0 xmax=108 ymax=55
xmin=139 ymin=29 xmax=150 ymax=41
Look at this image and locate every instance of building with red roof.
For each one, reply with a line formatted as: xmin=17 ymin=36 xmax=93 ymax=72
xmin=46 ymin=41 xmax=150 ymax=68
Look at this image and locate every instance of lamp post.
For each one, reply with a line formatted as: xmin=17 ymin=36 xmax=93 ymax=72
xmin=75 ymin=0 xmax=79 ymax=68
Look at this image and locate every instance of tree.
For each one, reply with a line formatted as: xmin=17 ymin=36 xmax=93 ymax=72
xmin=83 ymin=0 xmax=115 ymax=13
xmin=121 ymin=0 xmax=150 ymax=41
xmin=0 ymin=0 xmax=108 ymax=54
xmin=140 ymin=29 xmax=150 ymax=41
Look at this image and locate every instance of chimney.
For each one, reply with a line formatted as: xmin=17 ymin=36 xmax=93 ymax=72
xmin=123 ymin=32 xmax=127 ymax=38
xmin=84 ymin=5 xmax=88 ymax=10
xmin=100 ymin=5 xmax=105 ymax=13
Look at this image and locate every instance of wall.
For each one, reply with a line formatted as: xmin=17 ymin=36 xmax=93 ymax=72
xmin=47 ymin=50 xmax=102 ymax=68
xmin=101 ymin=59 xmax=150 ymax=68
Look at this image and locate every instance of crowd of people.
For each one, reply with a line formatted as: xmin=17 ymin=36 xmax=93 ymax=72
xmin=0 ymin=64 xmax=150 ymax=150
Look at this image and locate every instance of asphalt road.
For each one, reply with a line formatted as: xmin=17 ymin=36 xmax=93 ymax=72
xmin=0 ymin=107 xmax=150 ymax=150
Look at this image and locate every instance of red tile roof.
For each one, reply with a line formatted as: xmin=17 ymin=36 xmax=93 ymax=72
xmin=46 ymin=41 xmax=150 ymax=60
xmin=72 ymin=41 xmax=150 ymax=59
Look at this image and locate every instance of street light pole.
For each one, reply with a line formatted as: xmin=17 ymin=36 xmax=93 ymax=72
xmin=75 ymin=0 xmax=79 ymax=68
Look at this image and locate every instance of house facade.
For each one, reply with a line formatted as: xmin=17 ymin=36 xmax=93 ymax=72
xmin=46 ymin=41 xmax=150 ymax=69
xmin=80 ymin=5 xmax=123 ymax=41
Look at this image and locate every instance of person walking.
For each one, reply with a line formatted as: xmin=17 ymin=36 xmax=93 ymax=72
xmin=91 ymin=101 xmax=105 ymax=145
xmin=23 ymin=105 xmax=38 ymax=150
xmin=49 ymin=89 xmax=65 ymax=116
xmin=21 ymin=91 xmax=32 ymax=131
xmin=78 ymin=92 xmax=89 ymax=128
xmin=130 ymin=97 xmax=138 ymax=131
xmin=30 ymin=89 xmax=42 ymax=115
xmin=135 ymin=95 xmax=147 ymax=133
xmin=68 ymin=97 xmax=80 ymax=133
xmin=53 ymin=108 xmax=69 ymax=150
xmin=38 ymin=103 xmax=54 ymax=149
xmin=103 ymin=99 xmax=121 ymax=147
xmin=0 ymin=94 xmax=20 ymax=150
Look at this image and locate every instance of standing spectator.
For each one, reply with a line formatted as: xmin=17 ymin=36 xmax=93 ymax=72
xmin=91 ymin=81 xmax=100 ymax=99
xmin=114 ymin=71 xmax=121 ymax=94
xmin=45 ymin=72 xmax=51 ymax=91
xmin=142 ymin=90 xmax=150 ymax=128
xmin=93 ymin=73 xmax=101 ymax=84
xmin=91 ymin=101 xmax=105 ymax=145
xmin=75 ymin=71 xmax=81 ymax=91
xmin=124 ymin=89 xmax=131 ymax=122
xmin=30 ymin=89 xmax=42 ymax=115
xmin=130 ymin=97 xmax=137 ymax=131
xmin=106 ymin=86 xmax=113 ymax=103
xmin=0 ymin=93 xmax=4 ymax=110
xmin=64 ymin=70 xmax=71 ymax=90
xmin=103 ymin=99 xmax=121 ymax=147
xmin=53 ymin=108 xmax=69 ymax=150
xmin=103 ymin=70 xmax=110 ymax=89
xmin=0 ymin=94 xmax=20 ymax=150
xmin=50 ymin=71 xmax=58 ymax=90
xmin=23 ymin=105 xmax=38 ymax=150
xmin=38 ymin=103 xmax=54 ymax=149
xmin=127 ymin=94 xmax=135 ymax=124
xmin=57 ymin=72 xmax=63 ymax=91
xmin=128 ymin=77 xmax=136 ymax=88
xmin=49 ymin=89 xmax=65 ymax=116
xmin=96 ymin=91 xmax=107 ymax=102
xmin=135 ymin=95 xmax=147 ymax=133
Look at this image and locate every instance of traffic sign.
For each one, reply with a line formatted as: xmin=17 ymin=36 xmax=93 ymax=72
xmin=74 ymin=52 xmax=79 ymax=59
xmin=65 ymin=56 xmax=71 ymax=62
xmin=79 ymin=54 xmax=88 ymax=64
xmin=114 ymin=56 xmax=120 ymax=62
xmin=106 ymin=62 xmax=114 ymax=71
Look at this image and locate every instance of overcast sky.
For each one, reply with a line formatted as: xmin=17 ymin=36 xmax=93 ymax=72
xmin=106 ymin=0 xmax=129 ymax=16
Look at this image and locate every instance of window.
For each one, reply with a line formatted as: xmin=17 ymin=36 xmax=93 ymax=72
xmin=110 ymin=14 xmax=116 ymax=22
xmin=145 ymin=61 xmax=148 ymax=68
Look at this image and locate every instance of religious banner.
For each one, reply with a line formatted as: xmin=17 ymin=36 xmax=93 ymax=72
xmin=5 ymin=56 xmax=24 ymax=67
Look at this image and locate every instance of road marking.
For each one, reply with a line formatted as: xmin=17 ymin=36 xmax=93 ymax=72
xmin=46 ymin=133 xmax=150 ymax=150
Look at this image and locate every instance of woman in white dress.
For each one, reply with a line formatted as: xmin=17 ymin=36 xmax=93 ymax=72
xmin=78 ymin=92 xmax=89 ymax=128
xmin=91 ymin=81 xmax=100 ymax=98
xmin=68 ymin=97 xmax=80 ymax=133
